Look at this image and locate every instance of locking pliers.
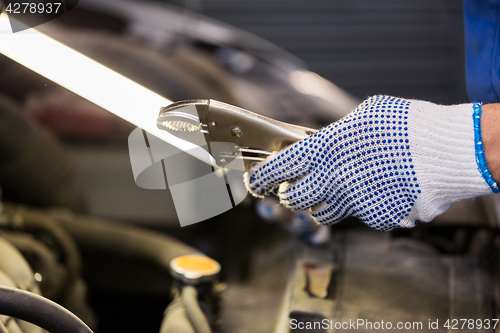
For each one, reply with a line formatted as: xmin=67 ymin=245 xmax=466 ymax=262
xmin=157 ymin=99 xmax=317 ymax=170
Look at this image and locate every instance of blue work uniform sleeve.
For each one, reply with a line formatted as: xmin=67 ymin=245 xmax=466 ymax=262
xmin=464 ymin=0 xmax=500 ymax=103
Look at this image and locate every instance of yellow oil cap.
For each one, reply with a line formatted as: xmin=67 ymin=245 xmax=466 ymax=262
xmin=170 ymin=254 xmax=221 ymax=284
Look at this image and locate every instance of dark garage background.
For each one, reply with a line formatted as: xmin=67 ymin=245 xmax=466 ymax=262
xmin=160 ymin=0 xmax=468 ymax=105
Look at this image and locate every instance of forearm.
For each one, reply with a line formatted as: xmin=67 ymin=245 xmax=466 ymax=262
xmin=481 ymin=103 xmax=500 ymax=182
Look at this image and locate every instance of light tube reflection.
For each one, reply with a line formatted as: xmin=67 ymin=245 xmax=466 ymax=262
xmin=0 ymin=13 xmax=212 ymax=164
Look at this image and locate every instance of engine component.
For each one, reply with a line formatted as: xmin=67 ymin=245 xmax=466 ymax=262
xmin=49 ymin=209 xmax=201 ymax=278
xmin=160 ymin=298 xmax=196 ymax=333
xmin=0 ymin=231 xmax=63 ymax=300
xmin=0 ymin=237 xmax=40 ymax=295
xmin=161 ymin=255 xmax=223 ymax=333
xmin=0 ymin=203 xmax=212 ymax=333
xmin=1 ymin=203 xmax=201 ymax=295
xmin=255 ymin=196 xmax=331 ymax=246
xmin=273 ymin=231 xmax=495 ymax=333
xmin=170 ymin=255 xmax=220 ymax=285
xmin=1 ymin=204 xmax=82 ymax=301
xmin=181 ymin=286 xmax=212 ymax=333
xmin=0 ymin=236 xmax=44 ymax=333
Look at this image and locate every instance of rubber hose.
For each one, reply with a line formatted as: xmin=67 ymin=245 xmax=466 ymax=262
xmin=1 ymin=231 xmax=63 ymax=299
xmin=0 ymin=286 xmax=92 ymax=333
xmin=182 ymin=286 xmax=212 ymax=333
xmin=0 ymin=95 xmax=87 ymax=213
xmin=49 ymin=209 xmax=200 ymax=271
xmin=160 ymin=299 xmax=197 ymax=333
xmin=2 ymin=204 xmax=82 ymax=300
xmin=0 ymin=319 xmax=8 ymax=333
xmin=0 ymin=236 xmax=39 ymax=295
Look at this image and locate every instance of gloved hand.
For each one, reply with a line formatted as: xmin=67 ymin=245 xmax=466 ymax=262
xmin=245 ymin=95 xmax=499 ymax=231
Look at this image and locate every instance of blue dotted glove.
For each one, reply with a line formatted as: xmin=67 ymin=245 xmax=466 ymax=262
xmin=245 ymin=95 xmax=498 ymax=231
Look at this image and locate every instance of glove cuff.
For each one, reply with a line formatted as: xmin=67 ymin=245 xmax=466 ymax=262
xmin=402 ymin=101 xmax=497 ymax=227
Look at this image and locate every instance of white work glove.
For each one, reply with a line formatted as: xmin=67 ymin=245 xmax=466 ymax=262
xmin=244 ymin=95 xmax=499 ymax=231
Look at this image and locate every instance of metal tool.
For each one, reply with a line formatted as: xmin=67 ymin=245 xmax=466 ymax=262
xmin=157 ymin=99 xmax=317 ymax=170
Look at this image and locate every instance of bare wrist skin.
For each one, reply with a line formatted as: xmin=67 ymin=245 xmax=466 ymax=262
xmin=481 ymin=103 xmax=500 ymax=183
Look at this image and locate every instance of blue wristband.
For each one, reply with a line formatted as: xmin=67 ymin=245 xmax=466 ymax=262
xmin=473 ymin=103 xmax=500 ymax=193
